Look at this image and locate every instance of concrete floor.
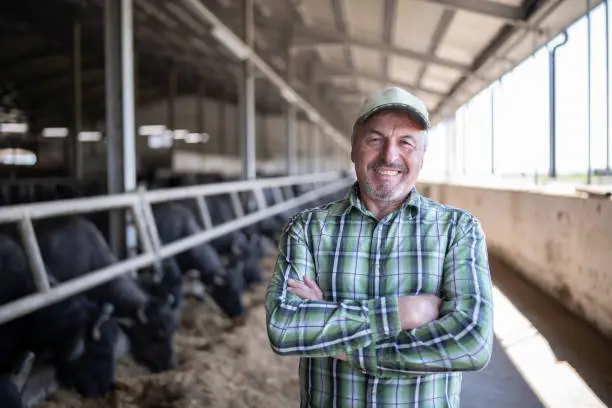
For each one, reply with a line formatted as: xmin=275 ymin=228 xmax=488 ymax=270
xmin=462 ymin=255 xmax=612 ymax=407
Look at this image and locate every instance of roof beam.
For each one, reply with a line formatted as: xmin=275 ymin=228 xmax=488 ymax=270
xmin=415 ymin=8 xmax=455 ymax=87
xmin=382 ymin=0 xmax=397 ymax=82
xmin=180 ymin=0 xmax=352 ymax=151
xmin=292 ymin=25 xmax=470 ymax=73
xmin=420 ymin=0 xmax=527 ymax=22
xmin=331 ymin=0 xmax=356 ymax=82
xmin=314 ymin=65 xmax=446 ymax=98
xmin=433 ymin=0 xmax=557 ymax=118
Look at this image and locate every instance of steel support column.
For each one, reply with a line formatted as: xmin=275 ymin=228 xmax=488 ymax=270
xmin=197 ymin=77 xmax=205 ymax=152
xmin=285 ymin=47 xmax=297 ymax=175
xmin=490 ymin=83 xmax=495 ymax=175
xmin=587 ymin=0 xmax=593 ymax=184
xmin=240 ymin=0 xmax=256 ymax=180
xmin=168 ymin=67 xmax=177 ymax=130
xmin=606 ymin=0 xmax=611 ymax=170
xmin=72 ymin=17 xmax=83 ymax=180
xmin=105 ymin=0 xmax=124 ymax=257
xmin=104 ymin=0 xmax=136 ymax=258
xmin=312 ymin=124 xmax=320 ymax=173
xmin=308 ymin=66 xmax=320 ymax=174
xmin=549 ymin=31 xmax=568 ymax=178
xmin=121 ymin=0 xmax=137 ymax=257
xmin=286 ymin=105 xmax=297 ymax=175
xmin=219 ymin=93 xmax=227 ymax=155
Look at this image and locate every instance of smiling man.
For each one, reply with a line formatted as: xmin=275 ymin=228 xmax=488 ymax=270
xmin=265 ymin=87 xmax=493 ymax=407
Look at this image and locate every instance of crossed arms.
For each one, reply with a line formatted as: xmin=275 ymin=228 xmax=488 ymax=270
xmin=264 ymin=213 xmax=494 ymax=376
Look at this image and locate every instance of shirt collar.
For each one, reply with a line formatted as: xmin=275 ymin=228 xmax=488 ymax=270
xmin=334 ymin=181 xmax=420 ymax=219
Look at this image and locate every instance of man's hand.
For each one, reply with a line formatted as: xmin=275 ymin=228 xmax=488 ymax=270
xmin=287 ymin=276 xmax=323 ymax=300
xmin=398 ymin=294 xmax=442 ymax=330
xmin=287 ymin=276 xmax=347 ymax=361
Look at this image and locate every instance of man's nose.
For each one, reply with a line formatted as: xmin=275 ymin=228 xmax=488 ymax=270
xmin=381 ymin=140 xmax=400 ymax=163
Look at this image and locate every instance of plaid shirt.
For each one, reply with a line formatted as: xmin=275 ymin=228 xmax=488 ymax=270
xmin=265 ymin=183 xmax=493 ymax=407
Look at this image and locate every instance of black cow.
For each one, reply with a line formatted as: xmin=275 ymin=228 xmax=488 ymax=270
xmin=0 ymin=377 xmax=22 ymax=408
xmin=0 ymin=235 xmax=114 ymax=396
xmin=33 ymin=217 xmax=177 ymax=373
xmin=0 ymin=350 xmax=33 ymax=408
xmin=56 ymin=303 xmax=118 ymax=397
xmin=0 ymin=235 xmax=90 ymax=368
xmin=138 ymin=256 xmax=184 ymax=312
xmin=151 ymin=202 xmax=245 ymax=320
xmin=177 ymin=197 xmax=251 ymax=259
xmin=180 ymin=195 xmax=270 ymax=289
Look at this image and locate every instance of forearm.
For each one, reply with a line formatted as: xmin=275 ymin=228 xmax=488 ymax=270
xmin=348 ymin=303 xmax=493 ymax=376
xmin=266 ymin=288 xmax=401 ymax=357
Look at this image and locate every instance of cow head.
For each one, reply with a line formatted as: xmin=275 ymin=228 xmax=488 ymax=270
xmin=56 ymin=303 xmax=119 ymax=398
xmin=207 ymin=261 xmax=246 ymax=322
xmin=138 ymin=258 xmax=184 ymax=311
xmin=182 ymin=269 xmax=206 ymax=301
xmin=118 ymin=296 xmax=177 ymax=373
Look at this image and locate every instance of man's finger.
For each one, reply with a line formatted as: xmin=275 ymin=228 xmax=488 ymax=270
xmin=287 ymin=286 xmax=319 ymax=301
xmin=304 ymin=276 xmax=324 ymax=300
xmin=288 ymin=279 xmax=307 ymax=288
xmin=303 ymin=276 xmax=319 ymax=291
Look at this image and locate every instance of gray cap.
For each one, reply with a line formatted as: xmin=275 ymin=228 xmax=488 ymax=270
xmin=353 ymin=87 xmax=430 ymax=134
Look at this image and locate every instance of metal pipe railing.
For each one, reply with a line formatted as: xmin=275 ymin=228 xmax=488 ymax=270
xmin=144 ymin=171 xmax=340 ymax=203
xmin=0 ymin=194 xmax=138 ymax=223
xmin=153 ymin=178 xmax=353 ymax=262
xmin=0 ymin=172 xmax=352 ymax=326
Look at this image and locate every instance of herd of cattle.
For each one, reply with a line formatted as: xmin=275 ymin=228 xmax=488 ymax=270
xmin=0 ymin=172 xmax=350 ymax=408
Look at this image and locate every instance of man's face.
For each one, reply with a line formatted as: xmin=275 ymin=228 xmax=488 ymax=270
xmin=351 ymin=110 xmax=426 ymax=204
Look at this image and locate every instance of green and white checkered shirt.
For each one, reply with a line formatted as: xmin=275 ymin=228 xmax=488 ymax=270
xmin=265 ymin=183 xmax=493 ymax=407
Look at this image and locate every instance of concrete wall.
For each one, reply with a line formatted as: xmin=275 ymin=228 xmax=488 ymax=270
xmin=419 ymin=182 xmax=612 ymax=339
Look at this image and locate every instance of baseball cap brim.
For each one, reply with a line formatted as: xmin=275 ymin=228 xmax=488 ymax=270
xmin=356 ymin=102 xmax=430 ymax=131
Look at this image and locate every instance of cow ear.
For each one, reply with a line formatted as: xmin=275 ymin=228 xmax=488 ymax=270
xmin=116 ymin=317 xmax=135 ymax=328
xmin=213 ymin=274 xmax=225 ymax=286
xmin=11 ymin=351 xmax=35 ymax=393
xmin=137 ymin=305 xmax=149 ymax=324
xmin=231 ymin=242 xmax=242 ymax=257
xmin=92 ymin=327 xmax=101 ymax=341
xmin=232 ymin=261 xmax=245 ymax=277
xmin=153 ymin=264 xmax=164 ymax=283
xmin=92 ymin=303 xmax=114 ymax=340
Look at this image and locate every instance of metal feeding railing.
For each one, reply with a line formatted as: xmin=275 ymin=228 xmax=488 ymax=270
xmin=0 ymin=171 xmax=355 ymax=325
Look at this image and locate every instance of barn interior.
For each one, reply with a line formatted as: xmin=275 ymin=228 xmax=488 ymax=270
xmin=1 ymin=0 xmax=612 ymax=407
